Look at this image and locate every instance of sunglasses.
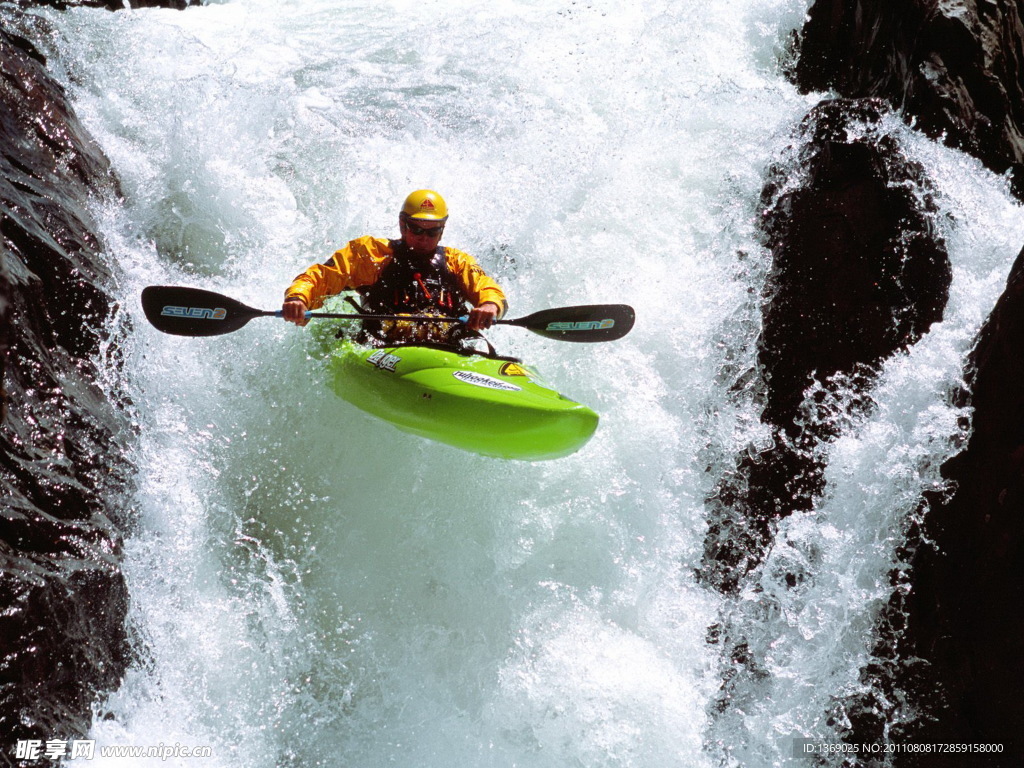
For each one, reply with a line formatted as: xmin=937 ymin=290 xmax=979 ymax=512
xmin=403 ymin=219 xmax=446 ymax=237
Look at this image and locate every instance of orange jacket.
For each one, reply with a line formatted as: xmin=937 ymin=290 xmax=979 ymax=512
xmin=285 ymin=236 xmax=507 ymax=314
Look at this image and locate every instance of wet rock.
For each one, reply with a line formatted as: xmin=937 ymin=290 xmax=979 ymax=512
xmin=1 ymin=21 xmax=131 ymax=758
xmin=758 ymin=99 xmax=950 ymax=429
xmin=796 ymin=0 xmax=1024 ymax=199
xmin=793 ymin=3 xmax=1024 ymax=757
xmin=911 ymin=247 xmax=1024 ymax=755
xmin=702 ymin=99 xmax=951 ymax=593
xmin=843 ymin=246 xmax=1024 ymax=766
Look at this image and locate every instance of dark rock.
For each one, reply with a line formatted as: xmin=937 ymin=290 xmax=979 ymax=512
xmin=758 ymin=99 xmax=950 ymax=429
xmin=796 ymin=0 xmax=1024 ymax=199
xmin=841 ymin=246 xmax=1024 ymax=767
xmin=1 ymin=20 xmax=131 ymax=759
xmin=702 ymin=99 xmax=951 ymax=593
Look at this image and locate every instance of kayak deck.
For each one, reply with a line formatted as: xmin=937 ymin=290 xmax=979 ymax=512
xmin=328 ymin=340 xmax=598 ymax=460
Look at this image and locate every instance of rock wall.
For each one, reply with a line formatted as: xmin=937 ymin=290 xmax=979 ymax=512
xmin=902 ymin=244 xmax=1024 ymax=758
xmin=846 ymin=245 xmax=1024 ymax=764
xmin=0 ymin=16 xmax=132 ymax=767
xmin=1 ymin=3 xmax=235 ymax=762
xmin=795 ymin=0 xmax=1024 ymax=200
xmin=2 ymin=5 xmax=203 ymax=762
xmin=759 ymin=0 xmax=1024 ymax=761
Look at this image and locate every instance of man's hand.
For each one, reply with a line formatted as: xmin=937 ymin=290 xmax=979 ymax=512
xmin=282 ymin=298 xmax=309 ymax=326
xmin=466 ymin=301 xmax=500 ymax=331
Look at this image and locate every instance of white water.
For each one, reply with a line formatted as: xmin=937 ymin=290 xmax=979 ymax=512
xmin=28 ymin=0 xmax=1024 ymax=765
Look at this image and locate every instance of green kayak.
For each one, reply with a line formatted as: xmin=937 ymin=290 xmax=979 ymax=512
xmin=328 ymin=339 xmax=599 ymax=460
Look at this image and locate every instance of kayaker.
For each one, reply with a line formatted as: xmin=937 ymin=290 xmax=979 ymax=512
xmin=281 ymin=190 xmax=506 ymax=343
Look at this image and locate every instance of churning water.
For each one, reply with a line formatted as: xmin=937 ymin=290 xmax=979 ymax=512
xmin=27 ymin=0 xmax=1024 ymax=765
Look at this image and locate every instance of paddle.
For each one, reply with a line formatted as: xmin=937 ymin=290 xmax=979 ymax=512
xmin=141 ymin=285 xmax=635 ymax=342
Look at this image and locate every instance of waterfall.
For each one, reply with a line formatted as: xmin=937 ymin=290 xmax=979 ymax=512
xmin=28 ymin=0 xmax=1024 ymax=765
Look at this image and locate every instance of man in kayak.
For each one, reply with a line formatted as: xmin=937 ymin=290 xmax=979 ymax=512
xmin=282 ymin=190 xmax=506 ymax=342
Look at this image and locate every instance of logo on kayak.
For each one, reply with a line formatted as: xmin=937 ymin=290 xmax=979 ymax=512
xmin=367 ymin=350 xmax=401 ymax=372
xmin=453 ymin=371 xmax=522 ymax=392
xmin=161 ymin=305 xmax=227 ymax=320
xmin=546 ymin=319 xmax=615 ymax=332
xmin=499 ymin=362 xmax=530 ymax=377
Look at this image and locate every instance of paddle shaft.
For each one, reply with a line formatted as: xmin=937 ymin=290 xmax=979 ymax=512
xmin=285 ymin=309 xmax=630 ymax=339
xmin=280 ymin=310 xmax=465 ymax=323
xmin=282 ymin=310 xmax=532 ymax=326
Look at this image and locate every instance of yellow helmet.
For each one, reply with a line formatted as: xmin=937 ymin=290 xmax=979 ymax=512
xmin=400 ymin=189 xmax=448 ymax=221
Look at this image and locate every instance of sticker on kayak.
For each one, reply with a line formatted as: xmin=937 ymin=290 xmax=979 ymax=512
xmin=545 ymin=319 xmax=615 ymax=331
xmin=499 ymin=362 xmax=530 ymax=377
xmin=453 ymin=371 xmax=522 ymax=391
xmin=161 ymin=305 xmax=227 ymax=320
xmin=367 ymin=350 xmax=401 ymax=372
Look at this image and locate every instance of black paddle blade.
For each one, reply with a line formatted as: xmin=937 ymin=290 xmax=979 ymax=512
xmin=141 ymin=285 xmax=268 ymax=337
xmin=508 ymin=304 xmax=636 ymax=342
